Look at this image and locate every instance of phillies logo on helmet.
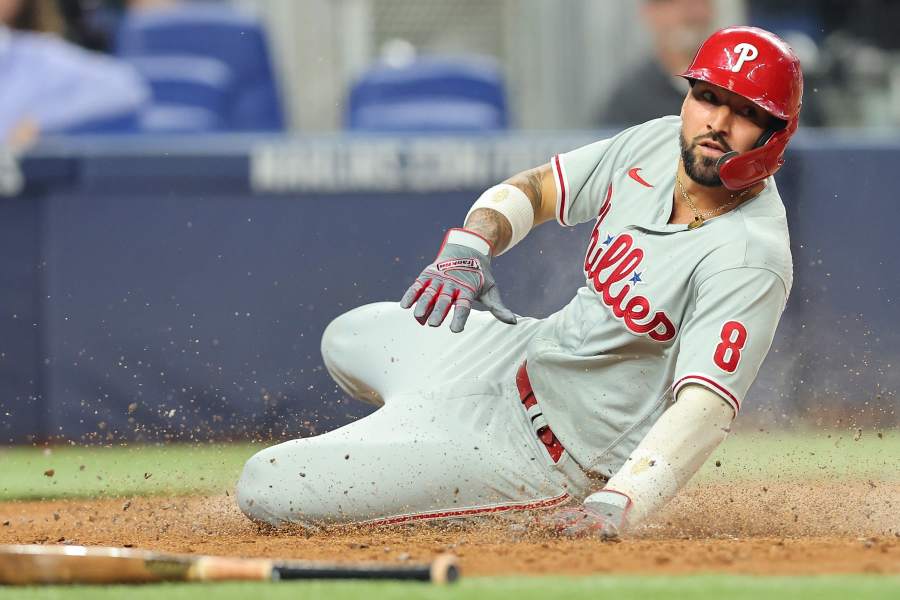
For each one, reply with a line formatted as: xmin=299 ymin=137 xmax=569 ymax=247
xmin=731 ymin=42 xmax=759 ymax=72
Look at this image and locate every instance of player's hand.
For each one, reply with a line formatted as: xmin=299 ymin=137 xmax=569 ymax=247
xmin=535 ymin=491 xmax=631 ymax=541
xmin=399 ymin=228 xmax=516 ymax=333
xmin=535 ymin=505 xmax=621 ymax=540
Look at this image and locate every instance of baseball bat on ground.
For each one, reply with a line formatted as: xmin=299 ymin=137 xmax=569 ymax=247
xmin=0 ymin=544 xmax=459 ymax=585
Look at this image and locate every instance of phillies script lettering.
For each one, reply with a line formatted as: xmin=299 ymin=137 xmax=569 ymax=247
xmin=584 ymin=230 xmax=676 ymax=341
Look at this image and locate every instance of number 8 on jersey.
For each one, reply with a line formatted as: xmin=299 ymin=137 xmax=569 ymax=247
xmin=713 ymin=321 xmax=748 ymax=373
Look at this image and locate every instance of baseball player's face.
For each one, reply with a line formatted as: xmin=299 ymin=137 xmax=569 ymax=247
xmin=679 ymin=81 xmax=772 ymax=186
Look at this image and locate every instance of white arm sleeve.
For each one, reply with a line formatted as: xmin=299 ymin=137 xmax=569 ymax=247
xmin=593 ymin=384 xmax=735 ymax=528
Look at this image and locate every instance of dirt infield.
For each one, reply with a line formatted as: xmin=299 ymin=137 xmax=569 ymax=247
xmin=1 ymin=482 xmax=898 ymax=576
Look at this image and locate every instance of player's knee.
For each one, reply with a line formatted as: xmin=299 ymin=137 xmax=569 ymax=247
xmin=321 ymin=303 xmax=394 ymax=403
xmin=321 ymin=303 xmax=388 ymax=358
xmin=235 ymin=447 xmax=293 ymax=526
xmin=236 ymin=444 xmax=339 ymax=527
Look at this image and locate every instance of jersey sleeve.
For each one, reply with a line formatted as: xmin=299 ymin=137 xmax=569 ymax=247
xmin=672 ymin=267 xmax=788 ymax=413
xmin=550 ymin=123 xmax=642 ymax=227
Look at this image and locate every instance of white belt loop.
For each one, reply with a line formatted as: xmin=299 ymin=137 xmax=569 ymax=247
xmin=531 ymin=414 xmax=549 ymax=434
xmin=525 ymin=403 xmax=543 ymax=422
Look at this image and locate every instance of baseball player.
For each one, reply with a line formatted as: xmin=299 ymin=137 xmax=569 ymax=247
xmin=237 ymin=26 xmax=803 ymax=540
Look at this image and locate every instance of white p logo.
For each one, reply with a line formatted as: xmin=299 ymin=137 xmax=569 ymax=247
xmin=731 ymin=43 xmax=759 ymax=72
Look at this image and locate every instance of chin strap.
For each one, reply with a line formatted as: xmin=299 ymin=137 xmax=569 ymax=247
xmin=715 ymin=151 xmax=739 ymax=171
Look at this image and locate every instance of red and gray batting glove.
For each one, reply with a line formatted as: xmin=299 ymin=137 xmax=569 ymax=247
xmin=536 ymin=490 xmax=632 ymax=541
xmin=400 ymin=228 xmax=516 ymax=333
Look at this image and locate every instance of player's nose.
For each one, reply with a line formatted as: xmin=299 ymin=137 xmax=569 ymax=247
xmin=706 ymin=104 xmax=733 ymax=135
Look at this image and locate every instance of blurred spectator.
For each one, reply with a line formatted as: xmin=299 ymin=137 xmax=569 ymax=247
xmin=596 ymin=0 xmax=714 ymax=127
xmin=0 ymin=0 xmax=149 ymax=147
xmin=746 ymin=1 xmax=885 ymax=127
xmin=57 ymin=0 xmax=116 ymax=52
xmin=53 ymin=1 xmax=186 ymax=54
xmin=750 ymin=0 xmax=900 ymax=51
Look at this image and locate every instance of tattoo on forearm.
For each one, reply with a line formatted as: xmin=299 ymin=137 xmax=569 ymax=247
xmin=506 ymin=168 xmax=545 ymax=214
xmin=464 ymin=165 xmax=548 ymax=255
xmin=465 ymin=208 xmax=512 ymax=256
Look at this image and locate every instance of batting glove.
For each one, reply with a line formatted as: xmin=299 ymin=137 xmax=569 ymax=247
xmin=536 ymin=490 xmax=632 ymax=541
xmin=400 ymin=228 xmax=516 ymax=333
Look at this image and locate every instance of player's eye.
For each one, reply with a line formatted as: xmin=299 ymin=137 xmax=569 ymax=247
xmin=699 ymin=90 xmax=718 ymax=104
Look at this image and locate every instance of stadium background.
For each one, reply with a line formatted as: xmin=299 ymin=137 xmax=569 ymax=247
xmin=0 ymin=0 xmax=897 ymax=446
xmin=0 ymin=2 xmax=899 ymax=596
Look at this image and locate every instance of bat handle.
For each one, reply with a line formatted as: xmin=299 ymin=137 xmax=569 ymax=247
xmin=190 ymin=557 xmax=273 ymax=581
xmin=272 ymin=554 xmax=460 ymax=584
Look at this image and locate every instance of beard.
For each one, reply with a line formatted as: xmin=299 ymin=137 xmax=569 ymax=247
xmin=680 ymin=130 xmax=723 ymax=187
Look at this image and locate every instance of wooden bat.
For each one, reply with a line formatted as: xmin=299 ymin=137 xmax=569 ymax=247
xmin=0 ymin=544 xmax=459 ymax=585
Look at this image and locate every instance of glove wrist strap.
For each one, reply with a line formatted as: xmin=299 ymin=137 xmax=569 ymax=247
xmin=583 ymin=489 xmax=633 ymax=529
xmin=443 ymin=228 xmax=493 ymax=257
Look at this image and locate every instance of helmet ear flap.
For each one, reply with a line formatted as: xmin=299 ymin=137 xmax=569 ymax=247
xmin=752 ymin=116 xmax=787 ymax=149
xmin=716 ymin=127 xmax=792 ymax=190
xmin=753 ymin=128 xmax=777 ymax=149
xmin=716 ymin=113 xmax=796 ymax=189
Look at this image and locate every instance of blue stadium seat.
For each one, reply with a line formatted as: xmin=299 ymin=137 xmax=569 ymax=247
xmin=115 ymin=3 xmax=284 ymax=133
xmin=55 ymin=112 xmax=142 ymax=135
xmin=346 ymin=55 xmax=509 ymax=132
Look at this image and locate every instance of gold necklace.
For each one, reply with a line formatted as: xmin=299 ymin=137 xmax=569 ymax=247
xmin=676 ymin=175 xmax=756 ymax=230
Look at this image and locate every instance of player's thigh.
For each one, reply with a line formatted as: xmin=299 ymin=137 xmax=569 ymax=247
xmin=236 ymin=382 xmax=575 ymax=526
xmin=321 ymin=301 xmax=540 ymax=400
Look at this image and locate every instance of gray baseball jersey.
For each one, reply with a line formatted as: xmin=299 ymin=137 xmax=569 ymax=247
xmin=526 ymin=115 xmax=792 ymax=478
xmin=237 ymin=115 xmax=793 ymax=528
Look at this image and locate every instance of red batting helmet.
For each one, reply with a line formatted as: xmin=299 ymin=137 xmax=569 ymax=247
xmin=680 ymin=26 xmax=804 ymax=190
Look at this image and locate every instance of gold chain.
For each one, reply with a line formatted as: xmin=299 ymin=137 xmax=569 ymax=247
xmin=676 ymin=175 xmax=757 ymax=230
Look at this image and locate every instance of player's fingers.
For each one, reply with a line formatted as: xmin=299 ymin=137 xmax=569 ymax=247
xmin=596 ymin=521 xmax=621 ymax=542
xmin=559 ymin=524 xmax=578 ymax=537
xmin=561 ymin=524 xmax=592 ymax=538
xmin=427 ymin=288 xmax=457 ymax=327
xmin=599 ymin=529 xmax=621 ymax=543
xmin=538 ymin=508 xmax=578 ymax=530
xmin=480 ymin=286 xmax=517 ymax=325
xmin=413 ymin=281 xmax=443 ymax=324
xmin=448 ymin=297 xmax=472 ymax=333
xmin=399 ymin=276 xmax=430 ymax=309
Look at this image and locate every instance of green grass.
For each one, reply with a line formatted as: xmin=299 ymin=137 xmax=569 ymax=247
xmin=1 ymin=575 xmax=898 ymax=600
xmin=0 ymin=443 xmax=261 ymax=501
xmin=700 ymin=429 xmax=900 ymax=482
xmin=2 ymin=430 xmax=897 ymax=501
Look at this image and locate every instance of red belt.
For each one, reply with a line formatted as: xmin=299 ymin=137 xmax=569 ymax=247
xmin=516 ymin=361 xmax=565 ymax=463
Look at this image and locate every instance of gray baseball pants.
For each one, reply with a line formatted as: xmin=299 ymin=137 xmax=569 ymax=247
xmin=236 ymin=302 xmax=593 ymax=527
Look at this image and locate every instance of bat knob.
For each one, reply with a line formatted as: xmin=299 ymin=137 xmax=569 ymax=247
xmin=429 ymin=553 xmax=460 ymax=585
